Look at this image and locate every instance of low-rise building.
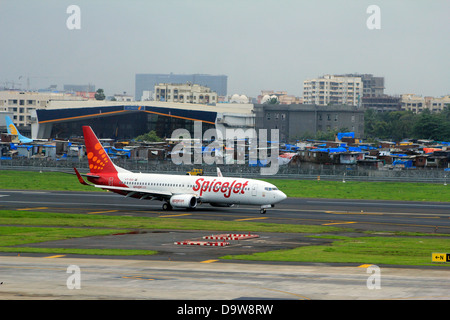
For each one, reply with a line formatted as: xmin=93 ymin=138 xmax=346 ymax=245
xmin=0 ymin=90 xmax=86 ymax=127
xmin=254 ymin=104 xmax=365 ymax=142
xmin=154 ymin=83 xmax=218 ymax=105
xmin=401 ymin=94 xmax=450 ymax=113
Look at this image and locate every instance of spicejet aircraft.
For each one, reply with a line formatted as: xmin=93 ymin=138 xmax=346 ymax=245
xmin=74 ymin=126 xmax=287 ymax=214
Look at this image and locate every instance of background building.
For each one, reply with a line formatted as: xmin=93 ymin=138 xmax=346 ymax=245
xmin=303 ymin=75 xmax=363 ymax=106
xmin=257 ymin=90 xmax=302 ymax=104
xmin=254 ymin=104 xmax=364 ymax=142
xmin=63 ymin=84 xmax=96 ymax=93
xmin=154 ymin=83 xmax=218 ymax=104
xmin=30 ymin=100 xmax=254 ymax=141
xmin=0 ymin=90 xmax=86 ymax=127
xmin=361 ymin=95 xmax=401 ymax=112
xmin=336 ymin=74 xmax=384 ymax=97
xmin=135 ymin=73 xmax=227 ymax=101
xmin=401 ymin=94 xmax=450 ymax=113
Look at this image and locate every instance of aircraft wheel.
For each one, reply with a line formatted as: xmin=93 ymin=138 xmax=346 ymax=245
xmin=162 ymin=203 xmax=172 ymax=211
xmin=260 ymin=208 xmax=266 ymax=214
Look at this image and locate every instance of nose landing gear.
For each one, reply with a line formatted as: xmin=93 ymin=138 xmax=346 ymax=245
xmin=260 ymin=204 xmax=273 ymax=214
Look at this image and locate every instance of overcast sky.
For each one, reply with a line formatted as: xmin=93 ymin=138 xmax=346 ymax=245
xmin=0 ymin=0 xmax=449 ymax=98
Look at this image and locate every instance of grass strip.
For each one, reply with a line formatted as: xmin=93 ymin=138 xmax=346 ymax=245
xmin=221 ymin=236 xmax=450 ymax=266
xmin=0 ymin=225 xmax=157 ymax=256
xmin=0 ymin=210 xmax=346 ymax=234
xmin=0 ymin=170 xmax=91 ymax=192
xmin=263 ymin=179 xmax=450 ymax=202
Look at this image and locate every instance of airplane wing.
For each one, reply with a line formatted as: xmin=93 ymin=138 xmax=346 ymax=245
xmin=94 ymin=184 xmax=173 ymax=199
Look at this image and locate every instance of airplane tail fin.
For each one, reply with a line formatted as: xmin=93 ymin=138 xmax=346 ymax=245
xmin=82 ymin=126 xmax=130 ymax=175
xmin=5 ymin=116 xmax=33 ymax=143
xmin=5 ymin=116 xmax=18 ymax=135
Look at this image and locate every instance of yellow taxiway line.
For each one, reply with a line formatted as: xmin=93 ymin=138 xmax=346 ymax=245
xmin=234 ymin=217 xmax=269 ymax=222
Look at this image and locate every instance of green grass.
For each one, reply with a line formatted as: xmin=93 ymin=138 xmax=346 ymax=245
xmin=263 ymin=179 xmax=450 ymax=202
xmin=0 ymin=225 xmax=122 ymax=246
xmin=1 ymin=169 xmax=449 ymax=202
xmin=221 ymin=236 xmax=450 ymax=266
xmin=0 ymin=225 xmax=157 ymax=256
xmin=0 ymin=210 xmax=345 ymax=233
xmin=0 ymin=170 xmax=92 ymax=192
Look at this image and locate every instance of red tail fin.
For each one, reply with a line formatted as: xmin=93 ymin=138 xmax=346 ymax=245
xmin=83 ymin=126 xmax=118 ymax=174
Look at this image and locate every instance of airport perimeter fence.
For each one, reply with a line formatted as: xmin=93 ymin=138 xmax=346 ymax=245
xmin=1 ymin=157 xmax=449 ymax=184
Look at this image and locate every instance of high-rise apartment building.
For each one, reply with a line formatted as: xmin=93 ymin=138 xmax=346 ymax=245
xmin=303 ymin=75 xmax=363 ymax=107
xmin=335 ymin=74 xmax=384 ymax=97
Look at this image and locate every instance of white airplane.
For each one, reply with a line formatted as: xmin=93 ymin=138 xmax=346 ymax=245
xmin=74 ymin=126 xmax=287 ymax=214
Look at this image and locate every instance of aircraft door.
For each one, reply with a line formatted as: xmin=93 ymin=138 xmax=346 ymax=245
xmin=109 ymin=177 xmax=114 ymax=186
xmin=251 ymin=185 xmax=257 ymax=196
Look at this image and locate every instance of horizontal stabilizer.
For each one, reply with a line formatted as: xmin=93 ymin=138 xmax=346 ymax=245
xmin=73 ymin=167 xmax=95 ymax=186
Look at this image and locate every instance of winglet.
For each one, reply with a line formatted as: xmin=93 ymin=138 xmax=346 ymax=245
xmin=217 ymin=167 xmax=223 ymax=177
xmin=73 ymin=167 xmax=92 ymax=186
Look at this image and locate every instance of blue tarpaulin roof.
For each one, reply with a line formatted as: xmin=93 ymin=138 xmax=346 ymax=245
xmin=393 ymin=159 xmax=413 ymax=168
xmin=337 ymin=132 xmax=355 ymax=140
xmin=313 ymin=147 xmax=348 ymax=153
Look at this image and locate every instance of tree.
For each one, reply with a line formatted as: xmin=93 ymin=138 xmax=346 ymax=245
xmin=135 ymin=130 xmax=162 ymax=142
xmin=95 ymin=89 xmax=105 ymax=100
xmin=364 ymin=108 xmax=450 ymax=142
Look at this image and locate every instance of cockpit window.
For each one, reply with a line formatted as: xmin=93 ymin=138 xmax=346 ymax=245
xmin=264 ymin=187 xmax=278 ymax=191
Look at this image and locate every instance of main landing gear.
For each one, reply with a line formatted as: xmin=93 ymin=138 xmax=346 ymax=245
xmin=162 ymin=202 xmax=172 ymax=211
xmin=260 ymin=208 xmax=266 ymax=214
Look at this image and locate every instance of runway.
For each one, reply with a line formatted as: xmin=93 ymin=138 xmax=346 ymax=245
xmin=1 ymin=189 xmax=449 ymax=300
xmin=1 ymin=189 xmax=450 ymax=234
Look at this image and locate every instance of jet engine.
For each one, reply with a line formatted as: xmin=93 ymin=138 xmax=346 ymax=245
xmin=169 ymin=194 xmax=198 ymax=209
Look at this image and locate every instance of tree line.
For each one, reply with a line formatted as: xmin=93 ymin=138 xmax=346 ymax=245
xmin=364 ymin=107 xmax=450 ymax=142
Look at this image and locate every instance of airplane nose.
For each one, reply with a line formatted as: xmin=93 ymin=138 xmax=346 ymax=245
xmin=279 ymin=191 xmax=287 ymax=201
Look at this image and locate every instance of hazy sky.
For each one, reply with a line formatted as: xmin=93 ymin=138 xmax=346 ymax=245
xmin=1 ymin=0 xmax=449 ymax=98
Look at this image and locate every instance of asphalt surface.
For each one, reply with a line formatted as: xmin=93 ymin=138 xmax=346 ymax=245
xmin=1 ymin=189 xmax=449 ymax=300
